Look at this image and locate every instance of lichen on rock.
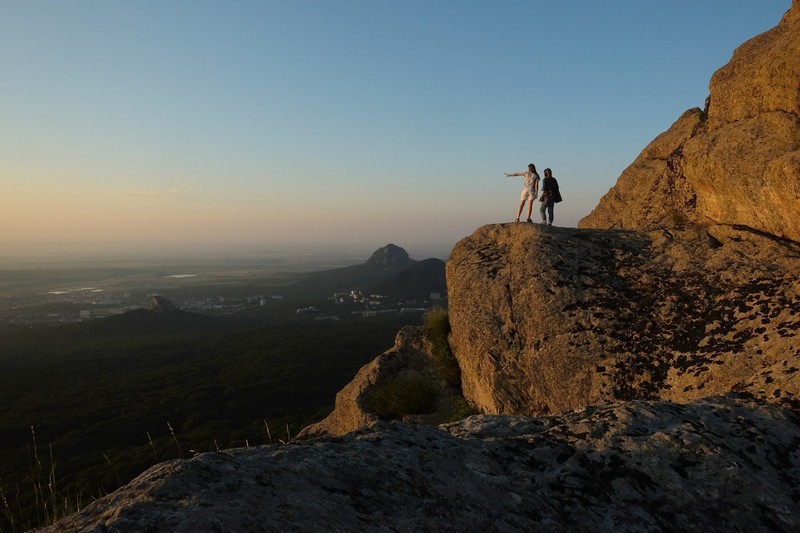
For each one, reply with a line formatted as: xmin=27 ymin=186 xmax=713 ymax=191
xmin=447 ymin=223 xmax=800 ymax=416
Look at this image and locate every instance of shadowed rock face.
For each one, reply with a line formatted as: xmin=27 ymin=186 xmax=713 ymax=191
xmin=446 ymin=223 xmax=800 ymax=416
xmin=580 ymin=1 xmax=800 ymax=242
xmin=365 ymin=243 xmax=414 ymax=270
xmin=299 ymin=326 xmax=461 ymax=439
xmin=149 ymin=295 xmax=178 ymax=313
xmin=43 ymin=398 xmax=800 ymax=532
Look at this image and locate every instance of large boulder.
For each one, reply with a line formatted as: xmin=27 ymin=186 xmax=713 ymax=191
xmin=44 ymin=398 xmax=800 ymax=532
xmin=580 ymin=1 xmax=800 ymax=242
xmin=446 ymin=223 xmax=800 ymax=416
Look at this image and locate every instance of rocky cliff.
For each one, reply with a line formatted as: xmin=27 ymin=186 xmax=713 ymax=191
xmin=447 ymin=222 xmax=800 ymax=416
xmin=299 ymin=326 xmax=463 ymax=439
xmin=580 ymin=0 xmax=800 ymax=242
xmin=446 ymin=0 xmax=800 ymax=424
xmin=46 ymin=3 xmax=800 ymax=531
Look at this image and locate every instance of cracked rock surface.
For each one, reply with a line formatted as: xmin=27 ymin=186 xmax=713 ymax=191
xmin=447 ymin=223 xmax=800 ymax=416
xmin=43 ymin=398 xmax=800 ymax=532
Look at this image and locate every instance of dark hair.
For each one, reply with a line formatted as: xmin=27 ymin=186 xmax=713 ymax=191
xmin=544 ymin=168 xmax=552 ymax=177
xmin=528 ymin=163 xmax=536 ymax=171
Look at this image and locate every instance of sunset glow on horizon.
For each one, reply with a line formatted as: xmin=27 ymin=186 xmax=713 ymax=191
xmin=1 ymin=1 xmax=791 ymax=256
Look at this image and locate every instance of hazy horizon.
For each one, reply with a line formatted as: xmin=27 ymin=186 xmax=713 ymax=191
xmin=0 ymin=239 xmax=455 ymax=265
xmin=1 ymin=1 xmax=791 ymax=252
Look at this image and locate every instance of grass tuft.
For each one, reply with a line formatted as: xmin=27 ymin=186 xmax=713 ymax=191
xmin=0 ymin=428 xmax=84 ymax=533
xmin=167 ymin=421 xmax=184 ymax=459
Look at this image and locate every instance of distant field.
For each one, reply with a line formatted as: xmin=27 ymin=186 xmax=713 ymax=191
xmin=0 ymin=253 xmax=364 ymax=298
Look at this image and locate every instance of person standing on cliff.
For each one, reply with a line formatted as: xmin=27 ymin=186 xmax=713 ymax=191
xmin=539 ymin=168 xmax=562 ymax=225
xmin=505 ymin=163 xmax=540 ymax=223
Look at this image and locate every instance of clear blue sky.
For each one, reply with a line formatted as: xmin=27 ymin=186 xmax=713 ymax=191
xmin=0 ymin=1 xmax=791 ymax=258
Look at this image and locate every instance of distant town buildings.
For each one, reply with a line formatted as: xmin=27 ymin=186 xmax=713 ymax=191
xmin=180 ymin=294 xmax=283 ymax=313
xmin=292 ymin=288 xmax=440 ymax=320
xmin=4 ymin=279 xmax=445 ymax=327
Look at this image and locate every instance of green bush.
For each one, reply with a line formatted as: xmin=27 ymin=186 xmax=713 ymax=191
xmin=364 ymin=374 xmax=438 ymax=419
xmin=423 ymin=307 xmax=461 ymax=389
xmin=448 ymin=396 xmax=479 ymax=422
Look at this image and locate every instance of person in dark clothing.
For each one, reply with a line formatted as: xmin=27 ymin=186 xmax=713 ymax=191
xmin=539 ymin=168 xmax=561 ymax=225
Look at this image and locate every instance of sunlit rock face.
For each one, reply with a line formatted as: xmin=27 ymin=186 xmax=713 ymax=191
xmin=708 ymin=0 xmax=800 ymax=126
xmin=580 ymin=1 xmax=800 ymax=243
xmin=446 ymin=223 xmax=800 ymax=417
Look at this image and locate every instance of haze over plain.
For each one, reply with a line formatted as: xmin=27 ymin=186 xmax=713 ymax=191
xmin=0 ymin=1 xmax=790 ymax=259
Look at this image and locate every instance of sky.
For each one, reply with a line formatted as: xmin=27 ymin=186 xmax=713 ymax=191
xmin=0 ymin=0 xmax=792 ymax=259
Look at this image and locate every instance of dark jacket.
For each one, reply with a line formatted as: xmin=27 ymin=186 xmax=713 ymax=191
xmin=542 ymin=176 xmax=562 ymax=203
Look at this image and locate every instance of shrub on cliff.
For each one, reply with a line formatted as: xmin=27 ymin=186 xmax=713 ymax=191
xmin=424 ymin=307 xmax=461 ymax=389
xmin=363 ymin=374 xmax=438 ymax=419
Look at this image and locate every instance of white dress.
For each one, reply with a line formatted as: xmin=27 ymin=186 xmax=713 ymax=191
xmin=517 ymin=171 xmax=539 ymax=201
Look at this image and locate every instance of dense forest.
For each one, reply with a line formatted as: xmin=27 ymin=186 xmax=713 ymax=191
xmin=0 ymin=313 xmax=418 ymax=531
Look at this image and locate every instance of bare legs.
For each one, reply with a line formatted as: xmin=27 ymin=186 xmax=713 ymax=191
xmin=515 ymin=200 xmax=534 ymax=222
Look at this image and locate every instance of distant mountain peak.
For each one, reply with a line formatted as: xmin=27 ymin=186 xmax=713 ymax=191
xmin=149 ymin=295 xmax=178 ymax=313
xmin=365 ymin=244 xmax=412 ymax=270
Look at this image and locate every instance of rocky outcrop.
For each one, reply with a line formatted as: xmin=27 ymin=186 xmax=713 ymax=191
xmin=149 ymin=295 xmax=178 ymax=313
xmin=707 ymin=0 xmax=800 ymax=126
xmin=365 ymin=243 xmax=415 ymax=271
xmin=44 ymin=397 xmax=800 ymax=532
xmin=580 ymin=1 xmax=800 ymax=242
xmin=299 ymin=326 xmax=462 ymax=438
xmin=446 ymin=223 xmax=800 ymax=416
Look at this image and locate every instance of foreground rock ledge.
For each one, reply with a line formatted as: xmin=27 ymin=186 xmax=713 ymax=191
xmin=45 ymin=397 xmax=799 ymax=532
